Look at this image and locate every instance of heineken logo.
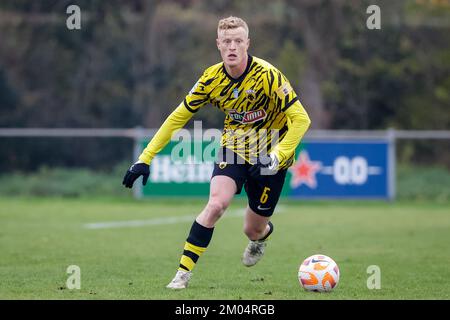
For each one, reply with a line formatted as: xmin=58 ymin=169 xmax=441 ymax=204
xmin=150 ymin=155 xmax=214 ymax=183
xmin=229 ymin=109 xmax=267 ymax=124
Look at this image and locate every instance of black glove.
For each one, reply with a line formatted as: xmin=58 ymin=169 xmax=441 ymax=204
xmin=248 ymin=153 xmax=279 ymax=180
xmin=122 ymin=162 xmax=150 ymax=188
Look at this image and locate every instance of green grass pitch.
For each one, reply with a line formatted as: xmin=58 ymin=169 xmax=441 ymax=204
xmin=0 ymin=197 xmax=449 ymax=299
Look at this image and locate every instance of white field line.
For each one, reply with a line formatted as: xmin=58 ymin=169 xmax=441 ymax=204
xmin=83 ymin=206 xmax=286 ymax=230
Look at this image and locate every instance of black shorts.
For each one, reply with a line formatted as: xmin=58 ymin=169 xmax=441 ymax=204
xmin=211 ymin=149 xmax=287 ymax=217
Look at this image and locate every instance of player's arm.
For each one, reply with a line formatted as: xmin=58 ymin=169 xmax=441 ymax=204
xmin=122 ymin=75 xmax=209 ymax=188
xmin=257 ymin=68 xmax=311 ymax=172
xmin=271 ymin=99 xmax=311 ymax=165
xmin=122 ymin=104 xmax=195 ymax=188
xmin=138 ymin=104 xmax=195 ymax=165
xmin=268 ymin=69 xmax=311 ymax=166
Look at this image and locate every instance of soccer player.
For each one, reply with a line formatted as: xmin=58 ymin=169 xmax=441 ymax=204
xmin=122 ymin=16 xmax=311 ymax=289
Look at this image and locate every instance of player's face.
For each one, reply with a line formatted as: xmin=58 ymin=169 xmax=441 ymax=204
xmin=217 ymin=27 xmax=250 ymax=68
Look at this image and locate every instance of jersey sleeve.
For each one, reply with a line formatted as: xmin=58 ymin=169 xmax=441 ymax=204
xmin=272 ymin=100 xmax=311 ymax=165
xmin=182 ymin=71 xmax=211 ymax=113
xmin=138 ymin=103 xmax=195 ymax=164
xmin=138 ymin=72 xmax=212 ymax=164
xmin=263 ymin=68 xmax=299 ymax=112
xmin=264 ymin=67 xmax=311 ymax=165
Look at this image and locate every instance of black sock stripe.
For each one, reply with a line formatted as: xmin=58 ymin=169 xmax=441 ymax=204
xmin=179 ymin=264 xmax=189 ymax=271
xmin=183 ymin=250 xmax=199 ymax=263
xmin=259 ymin=221 xmax=274 ymax=241
xmin=186 ymin=221 xmax=214 ymax=247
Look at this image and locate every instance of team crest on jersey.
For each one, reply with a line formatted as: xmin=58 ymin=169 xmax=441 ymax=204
xmin=219 ymin=161 xmax=227 ymax=169
xmin=229 ymin=109 xmax=267 ymax=124
xmin=245 ymin=89 xmax=256 ymax=102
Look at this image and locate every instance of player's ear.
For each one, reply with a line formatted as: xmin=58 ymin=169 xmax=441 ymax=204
xmin=216 ymin=38 xmax=220 ymax=50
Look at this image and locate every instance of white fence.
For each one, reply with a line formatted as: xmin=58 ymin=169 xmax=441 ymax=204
xmin=1 ymin=128 xmax=448 ymax=199
xmin=1 ymin=128 xmax=449 ymax=140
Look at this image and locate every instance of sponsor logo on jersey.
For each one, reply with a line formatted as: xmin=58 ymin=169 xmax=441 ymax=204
xmin=275 ymin=82 xmax=293 ymax=99
xmin=229 ymin=109 xmax=267 ymax=124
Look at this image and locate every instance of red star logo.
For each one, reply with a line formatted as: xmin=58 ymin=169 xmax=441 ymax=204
xmin=289 ymin=151 xmax=322 ymax=189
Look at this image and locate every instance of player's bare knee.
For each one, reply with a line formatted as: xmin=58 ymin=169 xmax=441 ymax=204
xmin=209 ymin=199 xmax=226 ymax=214
xmin=197 ymin=198 xmax=230 ymax=227
xmin=206 ymin=199 xmax=228 ymax=218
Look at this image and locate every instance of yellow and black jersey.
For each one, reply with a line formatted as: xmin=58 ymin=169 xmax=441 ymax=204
xmin=139 ymin=55 xmax=311 ymax=169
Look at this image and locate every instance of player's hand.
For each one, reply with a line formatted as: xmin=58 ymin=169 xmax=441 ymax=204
xmin=249 ymin=153 xmax=279 ymax=180
xmin=122 ymin=162 xmax=150 ymax=188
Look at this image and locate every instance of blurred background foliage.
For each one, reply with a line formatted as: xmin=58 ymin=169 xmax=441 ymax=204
xmin=0 ymin=0 xmax=449 ymax=187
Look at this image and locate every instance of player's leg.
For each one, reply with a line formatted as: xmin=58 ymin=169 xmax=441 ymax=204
xmin=176 ymin=175 xmax=236 ymax=275
xmin=196 ymin=175 xmax=237 ymax=227
xmin=167 ymin=159 xmax=246 ymax=289
xmin=243 ymin=206 xmax=273 ymax=241
xmin=242 ymin=206 xmax=275 ymax=267
xmin=241 ymin=169 xmax=286 ymax=267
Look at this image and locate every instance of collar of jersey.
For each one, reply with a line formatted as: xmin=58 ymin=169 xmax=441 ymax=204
xmin=222 ymin=55 xmax=253 ymax=83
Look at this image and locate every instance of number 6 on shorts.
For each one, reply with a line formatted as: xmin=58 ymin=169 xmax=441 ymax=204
xmin=260 ymin=187 xmax=271 ymax=204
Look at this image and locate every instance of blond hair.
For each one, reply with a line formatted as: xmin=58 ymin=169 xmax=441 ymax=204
xmin=217 ymin=16 xmax=249 ymax=37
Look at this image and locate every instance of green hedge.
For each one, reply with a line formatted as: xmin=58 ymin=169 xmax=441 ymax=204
xmin=0 ymin=164 xmax=131 ymax=198
xmin=396 ymin=165 xmax=450 ymax=202
xmin=0 ymin=164 xmax=449 ymax=201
